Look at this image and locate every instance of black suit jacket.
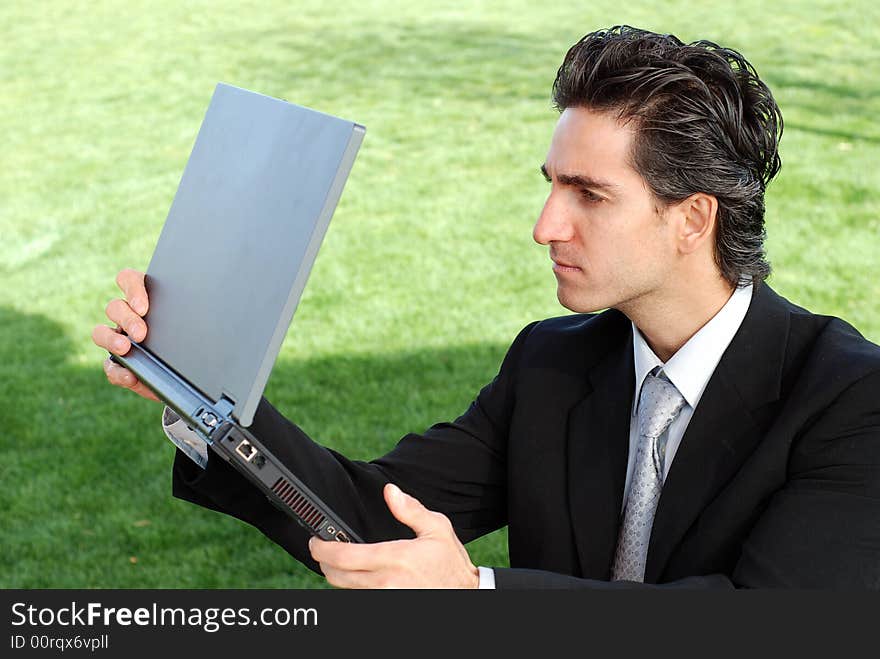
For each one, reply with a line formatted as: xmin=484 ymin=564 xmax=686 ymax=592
xmin=172 ymin=283 xmax=880 ymax=588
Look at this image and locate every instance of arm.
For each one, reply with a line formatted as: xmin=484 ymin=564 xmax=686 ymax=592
xmin=94 ymin=268 xmax=532 ymax=581
xmin=171 ymin=321 xmax=540 ymax=574
xmin=732 ymin=370 xmax=880 ymax=589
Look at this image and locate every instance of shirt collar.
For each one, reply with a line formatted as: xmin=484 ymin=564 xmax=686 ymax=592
xmin=631 ymin=282 xmax=753 ymax=416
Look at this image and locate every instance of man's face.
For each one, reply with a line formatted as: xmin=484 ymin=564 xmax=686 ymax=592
xmin=534 ymin=106 xmax=677 ymax=314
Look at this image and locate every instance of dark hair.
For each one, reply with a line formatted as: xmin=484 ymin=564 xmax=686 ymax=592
xmin=552 ymin=26 xmax=783 ymax=286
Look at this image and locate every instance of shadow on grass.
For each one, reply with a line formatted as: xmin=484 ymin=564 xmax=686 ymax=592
xmin=0 ymin=306 xmax=513 ymax=588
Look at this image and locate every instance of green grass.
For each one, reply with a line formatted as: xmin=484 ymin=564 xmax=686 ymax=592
xmin=1 ymin=0 xmax=878 ymax=588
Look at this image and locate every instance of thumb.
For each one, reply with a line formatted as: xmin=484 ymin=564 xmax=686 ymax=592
xmin=384 ymin=483 xmax=444 ymax=537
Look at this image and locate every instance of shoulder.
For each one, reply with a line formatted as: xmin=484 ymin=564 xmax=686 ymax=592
xmin=517 ymin=308 xmax=630 ymax=346
xmin=760 ymin=285 xmax=880 ymax=403
xmin=786 ymin=298 xmax=880 ymax=381
xmin=509 ymin=308 xmax=632 ymax=372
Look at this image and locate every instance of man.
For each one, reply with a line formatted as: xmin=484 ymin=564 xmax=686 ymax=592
xmin=94 ymin=26 xmax=880 ymax=588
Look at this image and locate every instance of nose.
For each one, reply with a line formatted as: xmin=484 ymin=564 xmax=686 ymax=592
xmin=533 ymin=193 xmax=575 ymax=245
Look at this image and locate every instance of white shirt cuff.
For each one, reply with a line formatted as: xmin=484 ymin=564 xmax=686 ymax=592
xmin=477 ymin=566 xmax=496 ymax=589
xmin=162 ymin=407 xmax=209 ymax=469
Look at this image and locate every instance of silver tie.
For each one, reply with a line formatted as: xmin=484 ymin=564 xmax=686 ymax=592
xmin=610 ymin=368 xmax=686 ymax=582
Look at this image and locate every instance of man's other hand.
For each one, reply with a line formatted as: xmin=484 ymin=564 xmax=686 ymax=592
xmin=309 ymin=483 xmax=480 ymax=589
xmin=91 ymin=268 xmax=159 ymax=401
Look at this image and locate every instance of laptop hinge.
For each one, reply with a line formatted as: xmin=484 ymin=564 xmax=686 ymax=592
xmin=214 ymin=395 xmax=235 ymax=418
xmin=194 ymin=395 xmax=236 ymax=441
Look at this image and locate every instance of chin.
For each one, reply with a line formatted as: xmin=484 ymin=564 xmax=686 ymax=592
xmin=556 ymin=286 xmax=609 ymax=314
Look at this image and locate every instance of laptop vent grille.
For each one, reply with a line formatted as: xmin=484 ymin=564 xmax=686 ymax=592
xmin=271 ymin=478 xmax=326 ymax=531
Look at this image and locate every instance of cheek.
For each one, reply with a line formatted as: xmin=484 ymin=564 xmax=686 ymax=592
xmin=583 ymin=222 xmax=632 ymax=267
xmin=629 ymin=218 xmax=677 ymax=279
xmin=599 ymin=215 xmax=668 ymax=275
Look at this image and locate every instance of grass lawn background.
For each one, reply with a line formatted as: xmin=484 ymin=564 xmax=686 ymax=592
xmin=1 ymin=0 xmax=877 ymax=587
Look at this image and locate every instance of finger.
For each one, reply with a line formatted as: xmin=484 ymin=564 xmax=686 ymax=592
xmin=128 ymin=378 xmax=160 ymax=401
xmin=116 ymin=269 xmax=149 ymax=316
xmin=309 ymin=536 xmax=399 ymax=572
xmin=105 ymin=298 xmax=147 ymax=342
xmin=92 ymin=324 xmax=132 ymax=355
xmin=103 ymin=357 xmax=136 ymax=387
xmin=102 ymin=358 xmax=159 ymax=400
xmin=383 ymin=483 xmax=450 ymax=538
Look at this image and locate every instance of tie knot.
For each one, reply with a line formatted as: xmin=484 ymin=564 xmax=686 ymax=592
xmin=637 ymin=370 xmax=686 ymax=440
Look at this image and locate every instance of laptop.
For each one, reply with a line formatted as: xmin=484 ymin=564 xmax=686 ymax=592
xmin=111 ymin=82 xmax=364 ymax=543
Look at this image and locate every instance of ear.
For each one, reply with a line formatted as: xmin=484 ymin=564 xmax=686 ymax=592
xmin=673 ymin=193 xmax=718 ymax=255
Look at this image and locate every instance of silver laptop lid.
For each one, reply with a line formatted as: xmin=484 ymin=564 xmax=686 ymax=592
xmin=142 ymin=82 xmax=364 ymax=426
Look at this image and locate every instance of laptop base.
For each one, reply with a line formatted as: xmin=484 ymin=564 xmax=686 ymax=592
xmin=111 ymin=343 xmax=362 ymax=543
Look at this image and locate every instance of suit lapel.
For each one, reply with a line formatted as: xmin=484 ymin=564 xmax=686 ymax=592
xmin=644 ymin=283 xmax=790 ymax=582
xmin=567 ymin=316 xmax=633 ymax=579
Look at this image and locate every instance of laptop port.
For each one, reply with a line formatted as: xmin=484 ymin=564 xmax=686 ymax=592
xmin=334 ymin=531 xmax=350 ymax=543
xmin=235 ymin=440 xmax=258 ymax=462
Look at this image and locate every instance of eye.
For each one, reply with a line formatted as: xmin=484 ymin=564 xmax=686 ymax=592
xmin=580 ymin=188 xmax=604 ymax=203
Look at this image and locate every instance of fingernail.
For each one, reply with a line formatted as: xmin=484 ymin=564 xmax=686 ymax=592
xmin=133 ymin=298 xmax=147 ymax=315
xmin=389 ymin=483 xmax=403 ymax=501
xmin=113 ymin=337 xmax=128 ymax=352
xmin=308 ymin=537 xmax=315 ymax=551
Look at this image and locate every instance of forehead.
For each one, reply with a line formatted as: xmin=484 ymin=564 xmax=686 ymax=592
xmin=545 ymin=107 xmax=639 ymax=181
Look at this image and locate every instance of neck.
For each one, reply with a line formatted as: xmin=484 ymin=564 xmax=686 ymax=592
xmin=618 ymin=273 xmax=735 ymax=363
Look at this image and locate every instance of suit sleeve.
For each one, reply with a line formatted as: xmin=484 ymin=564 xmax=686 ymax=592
xmin=731 ymin=369 xmax=880 ymax=589
xmin=171 ymin=321 xmax=539 ymax=575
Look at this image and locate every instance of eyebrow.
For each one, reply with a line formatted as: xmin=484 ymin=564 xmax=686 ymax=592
xmin=540 ymin=163 xmax=619 ymax=193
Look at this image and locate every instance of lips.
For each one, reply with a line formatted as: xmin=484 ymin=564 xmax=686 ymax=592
xmin=550 ymin=255 xmax=581 ymax=272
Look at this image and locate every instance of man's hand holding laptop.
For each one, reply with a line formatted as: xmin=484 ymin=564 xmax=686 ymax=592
xmin=92 ymin=268 xmax=157 ymax=402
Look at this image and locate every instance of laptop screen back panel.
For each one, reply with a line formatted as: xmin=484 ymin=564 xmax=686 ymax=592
xmin=143 ymin=83 xmax=364 ymax=426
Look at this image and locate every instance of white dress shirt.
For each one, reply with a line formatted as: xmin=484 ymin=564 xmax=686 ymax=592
xmin=165 ymin=283 xmax=753 ymax=589
xmin=624 ymin=282 xmax=753 ymax=508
